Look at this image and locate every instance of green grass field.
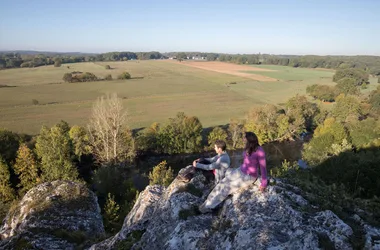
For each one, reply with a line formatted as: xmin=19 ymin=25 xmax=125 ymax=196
xmin=0 ymin=61 xmax=378 ymax=134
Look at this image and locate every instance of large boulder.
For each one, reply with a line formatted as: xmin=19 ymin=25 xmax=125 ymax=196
xmin=0 ymin=180 xmax=104 ymax=249
xmin=90 ymin=166 xmax=370 ymax=250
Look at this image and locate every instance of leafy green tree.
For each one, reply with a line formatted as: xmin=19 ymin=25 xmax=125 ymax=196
xmin=158 ymin=112 xmax=203 ymax=153
xmin=331 ymin=94 xmax=362 ymax=122
xmin=176 ymin=52 xmax=187 ymax=60
xmin=285 ymin=95 xmax=318 ymax=131
xmin=314 ymin=117 xmax=347 ymax=144
xmin=333 ymin=68 xmax=369 ymax=86
xmin=369 ymin=86 xmax=380 ymax=112
xmin=103 ymin=193 xmax=120 ymax=233
xmin=208 ymin=127 xmax=228 ymax=148
xmin=54 ymin=59 xmax=62 ymax=67
xmin=62 ymin=73 xmax=73 ymax=83
xmin=117 ymin=72 xmax=131 ymax=80
xmin=72 ymin=72 xmax=98 ymax=82
xmin=306 ymin=84 xmax=336 ymax=102
xmin=206 ymin=53 xmax=218 ymax=61
xmin=35 ymin=124 xmax=78 ymax=182
xmin=0 ymin=129 xmax=21 ymax=165
xmin=136 ymin=122 xmax=160 ymax=152
xmin=149 ymin=161 xmax=174 ymax=187
xmin=336 ymin=77 xmax=360 ymax=95
xmin=13 ymin=144 xmax=40 ymax=194
xmin=0 ymin=157 xmax=15 ymax=202
xmin=245 ymin=105 xmax=279 ymax=144
xmin=303 ymin=117 xmax=349 ymax=165
xmin=69 ymin=125 xmax=91 ymax=161
xmin=348 ymin=118 xmax=380 ymax=149
xmin=227 ymin=119 xmax=244 ymax=149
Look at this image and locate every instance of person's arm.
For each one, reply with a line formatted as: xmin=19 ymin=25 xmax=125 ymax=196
xmin=196 ymin=156 xmax=228 ymax=170
xmin=257 ymin=148 xmax=267 ymax=189
xmin=205 ymin=155 xmax=217 ymax=162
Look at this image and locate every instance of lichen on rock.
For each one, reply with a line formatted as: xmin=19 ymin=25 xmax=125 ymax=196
xmin=90 ymin=166 xmax=378 ymax=250
xmin=0 ymin=180 xmax=104 ymax=250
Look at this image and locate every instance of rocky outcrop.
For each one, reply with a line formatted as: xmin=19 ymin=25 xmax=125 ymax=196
xmin=91 ymin=166 xmax=375 ymax=250
xmin=0 ymin=180 xmax=104 ymax=250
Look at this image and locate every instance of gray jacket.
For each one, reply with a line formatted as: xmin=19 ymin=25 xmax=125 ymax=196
xmin=196 ymin=152 xmax=230 ymax=183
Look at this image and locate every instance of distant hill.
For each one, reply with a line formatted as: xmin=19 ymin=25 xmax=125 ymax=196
xmin=0 ymin=50 xmax=97 ymax=56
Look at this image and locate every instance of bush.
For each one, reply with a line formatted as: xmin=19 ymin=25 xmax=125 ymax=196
xmin=148 ymin=161 xmax=174 ymax=187
xmin=118 ymin=72 xmax=131 ymax=80
xmin=103 ymin=193 xmax=120 ymax=233
xmin=336 ymin=77 xmax=360 ymax=96
xmin=105 ymin=74 xmax=113 ymax=81
xmin=378 ymin=77 xmax=380 ymax=83
xmin=54 ymin=60 xmax=62 ymax=67
xmin=105 ymin=65 xmax=111 ymax=70
xmin=333 ymin=68 xmax=369 ymax=86
xmin=63 ymin=73 xmax=73 ymax=83
xmin=20 ymin=62 xmax=32 ymax=68
xmin=32 ymin=99 xmax=39 ymax=105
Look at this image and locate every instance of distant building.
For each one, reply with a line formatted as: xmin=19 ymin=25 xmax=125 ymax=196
xmin=192 ymin=55 xmax=206 ymax=60
xmin=169 ymin=56 xmax=177 ymax=60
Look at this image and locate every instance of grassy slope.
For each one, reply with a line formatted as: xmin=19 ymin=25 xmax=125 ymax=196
xmin=1 ymin=61 xmax=377 ymax=134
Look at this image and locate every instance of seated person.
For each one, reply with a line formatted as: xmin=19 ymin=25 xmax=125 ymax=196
xmin=193 ymin=140 xmax=230 ymax=184
xmin=198 ymin=132 xmax=267 ymax=213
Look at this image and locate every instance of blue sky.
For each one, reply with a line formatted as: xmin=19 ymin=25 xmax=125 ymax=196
xmin=0 ymin=0 xmax=379 ymax=55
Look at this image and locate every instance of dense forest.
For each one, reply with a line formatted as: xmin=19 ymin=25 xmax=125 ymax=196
xmin=1 ymin=51 xmax=380 ymax=76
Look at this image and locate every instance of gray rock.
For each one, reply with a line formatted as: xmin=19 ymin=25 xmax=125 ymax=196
xmin=0 ymin=180 xmax=104 ymax=250
xmin=91 ymin=167 xmax=366 ymax=250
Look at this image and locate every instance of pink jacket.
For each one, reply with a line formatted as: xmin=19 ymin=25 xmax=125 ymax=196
xmin=240 ymin=147 xmax=268 ymax=188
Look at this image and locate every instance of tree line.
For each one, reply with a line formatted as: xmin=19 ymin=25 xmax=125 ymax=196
xmin=2 ymin=51 xmax=380 ymax=77
xmin=0 ymin=51 xmax=165 ymax=69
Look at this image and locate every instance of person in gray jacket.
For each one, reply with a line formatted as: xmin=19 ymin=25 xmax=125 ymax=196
xmin=192 ymin=140 xmax=231 ymax=184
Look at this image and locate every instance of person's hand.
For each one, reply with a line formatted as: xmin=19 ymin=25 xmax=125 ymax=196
xmin=193 ymin=160 xmax=197 ymax=167
xmin=259 ymin=186 xmax=266 ymax=192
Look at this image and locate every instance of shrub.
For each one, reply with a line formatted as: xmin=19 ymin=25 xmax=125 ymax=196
xmin=54 ymin=60 xmax=62 ymax=67
xmin=148 ymin=161 xmax=174 ymax=187
xmin=20 ymin=62 xmax=32 ymax=68
xmin=32 ymin=99 xmax=39 ymax=105
xmin=105 ymin=74 xmax=113 ymax=80
xmin=333 ymin=68 xmax=369 ymax=86
xmin=105 ymin=65 xmax=111 ymax=70
xmin=118 ymin=72 xmax=131 ymax=80
xmin=103 ymin=193 xmax=120 ymax=233
xmin=62 ymin=73 xmax=73 ymax=83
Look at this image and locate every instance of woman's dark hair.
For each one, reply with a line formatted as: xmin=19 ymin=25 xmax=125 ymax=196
xmin=244 ymin=132 xmax=260 ymax=156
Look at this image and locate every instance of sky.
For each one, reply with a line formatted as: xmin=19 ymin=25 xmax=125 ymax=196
xmin=0 ymin=0 xmax=379 ymax=55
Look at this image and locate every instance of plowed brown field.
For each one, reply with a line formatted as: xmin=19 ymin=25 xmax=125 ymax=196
xmin=168 ymin=61 xmax=278 ymax=81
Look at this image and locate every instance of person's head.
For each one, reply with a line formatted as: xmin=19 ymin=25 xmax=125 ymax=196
xmin=244 ymin=132 xmax=260 ymax=156
xmin=214 ymin=140 xmax=227 ymax=154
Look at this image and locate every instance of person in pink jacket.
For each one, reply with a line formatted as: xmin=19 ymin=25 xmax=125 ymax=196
xmin=198 ymin=132 xmax=267 ymax=213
